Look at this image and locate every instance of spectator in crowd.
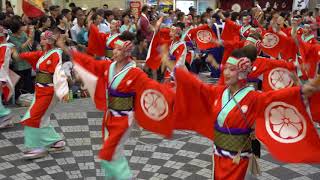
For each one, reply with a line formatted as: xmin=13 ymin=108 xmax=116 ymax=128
xmin=61 ymin=9 xmax=72 ymax=28
xmin=90 ymin=12 xmax=104 ymax=27
xmin=120 ymin=12 xmax=137 ymax=34
xmin=96 ymin=9 xmax=109 ymax=33
xmin=71 ymin=15 xmax=85 ymax=42
xmin=9 ymin=19 xmax=34 ymax=99
xmin=163 ymin=9 xmax=174 ymax=26
xmin=76 ymin=23 xmax=88 ymax=46
xmin=315 ymin=8 xmax=320 ymax=37
xmin=5 ymin=1 xmax=14 ymax=17
xmin=131 ymin=31 xmax=148 ymax=61
xmin=72 ymin=7 xmax=83 ymax=26
xmin=176 ymin=11 xmax=185 ymax=23
xmin=49 ymin=5 xmax=60 ymax=28
xmin=138 ymin=5 xmax=153 ymax=43
xmin=34 ymin=15 xmax=51 ymax=48
xmin=112 ymin=7 xmax=121 ymax=20
xmin=42 ymin=1 xmax=50 ymax=15
xmin=191 ymin=15 xmax=200 ymax=27
xmin=150 ymin=6 xmax=158 ymax=21
xmin=205 ymin=7 xmax=214 ymax=25
xmin=69 ymin=3 xmax=76 ymax=9
xmin=56 ymin=14 xmax=69 ymax=35
xmin=110 ymin=20 xmax=120 ymax=34
xmin=188 ymin=6 xmax=197 ymax=17
xmin=104 ymin=10 xmax=115 ymax=32
xmin=103 ymin=4 xmax=108 ymax=10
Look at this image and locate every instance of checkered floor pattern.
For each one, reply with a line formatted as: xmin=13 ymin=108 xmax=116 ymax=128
xmin=0 ymin=111 xmax=319 ymax=180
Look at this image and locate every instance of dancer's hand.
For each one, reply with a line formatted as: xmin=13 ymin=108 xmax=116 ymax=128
xmin=160 ymin=45 xmax=174 ymax=72
xmin=302 ymin=76 xmax=320 ymax=97
xmin=62 ymin=94 xmax=69 ymax=103
xmin=154 ymin=16 xmax=164 ymax=33
xmin=206 ymin=54 xmax=219 ymax=69
xmin=11 ymin=48 xmax=19 ymax=60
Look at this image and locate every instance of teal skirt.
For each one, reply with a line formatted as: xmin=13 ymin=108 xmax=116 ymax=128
xmin=24 ymin=126 xmax=62 ymax=148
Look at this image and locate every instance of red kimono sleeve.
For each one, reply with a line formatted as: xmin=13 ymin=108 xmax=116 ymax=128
xmin=146 ymin=28 xmax=171 ymax=70
xmin=72 ymin=51 xmax=111 ymax=111
xmin=19 ymin=51 xmax=43 ymax=70
xmin=280 ymin=36 xmax=298 ymax=61
xmin=221 ymin=40 xmax=245 ymax=65
xmin=129 ymin=68 xmax=176 ymax=138
xmin=250 ymin=58 xmax=297 ymax=83
xmin=87 ymin=24 xmax=108 ymax=57
xmin=72 ymin=51 xmax=110 ymax=77
xmin=265 ymin=58 xmax=295 ymax=70
xmin=221 ymin=19 xmax=241 ymax=42
xmin=174 ymin=68 xmax=223 ymax=139
xmin=256 ymin=87 xmax=320 ymax=163
xmin=299 ymin=41 xmax=320 ymax=79
xmin=309 ymin=92 xmax=320 ymax=123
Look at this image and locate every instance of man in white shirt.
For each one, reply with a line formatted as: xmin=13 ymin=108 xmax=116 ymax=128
xmin=72 ymin=7 xmax=84 ymax=26
xmin=96 ymin=9 xmax=110 ymax=33
xmin=100 ymin=10 xmax=114 ymax=33
xmin=71 ymin=15 xmax=85 ymax=42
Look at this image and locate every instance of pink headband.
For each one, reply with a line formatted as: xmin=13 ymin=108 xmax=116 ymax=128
xmin=115 ymin=40 xmax=133 ymax=57
xmin=41 ymin=31 xmax=55 ymax=40
xmin=226 ymin=56 xmax=252 ymax=79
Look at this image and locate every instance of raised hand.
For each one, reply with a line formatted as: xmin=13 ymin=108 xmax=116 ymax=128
xmin=302 ymin=76 xmax=320 ymax=97
xmin=160 ymin=45 xmax=174 ymax=72
xmin=62 ymin=94 xmax=69 ymax=103
xmin=155 ymin=16 xmax=164 ymax=33
xmin=206 ymin=54 xmax=219 ymax=69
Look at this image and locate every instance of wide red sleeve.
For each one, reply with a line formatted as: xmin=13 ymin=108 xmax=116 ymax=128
xmin=221 ymin=19 xmax=241 ymax=42
xmin=264 ymin=58 xmax=296 ymax=71
xmin=72 ymin=51 xmax=110 ymax=77
xmin=130 ymin=68 xmax=176 ymax=138
xmin=309 ymin=92 xmax=320 ymax=123
xmin=173 ymin=67 xmax=222 ymax=139
xmin=299 ymin=41 xmax=320 ymax=79
xmin=256 ymin=87 xmax=320 ymax=163
xmin=221 ymin=40 xmax=245 ymax=65
xmin=19 ymin=51 xmax=43 ymax=70
xmin=146 ymin=28 xmax=171 ymax=70
xmin=87 ymin=24 xmax=108 ymax=56
xmin=280 ymin=36 xmax=298 ymax=61
xmin=72 ymin=51 xmax=111 ymax=111
xmin=249 ymin=58 xmax=296 ymax=79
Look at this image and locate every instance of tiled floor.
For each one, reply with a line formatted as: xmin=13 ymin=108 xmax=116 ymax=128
xmin=1 ymin=103 xmax=320 ymax=179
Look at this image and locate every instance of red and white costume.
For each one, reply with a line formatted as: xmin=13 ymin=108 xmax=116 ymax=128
xmin=0 ymin=43 xmax=19 ymax=102
xmin=249 ymin=57 xmax=297 ymax=91
xmin=20 ymin=48 xmax=69 ymax=128
xmin=172 ymin=58 xmax=320 ymax=179
xmin=72 ymin=41 xmax=174 ymax=179
xmin=19 ymin=47 xmax=69 ymax=152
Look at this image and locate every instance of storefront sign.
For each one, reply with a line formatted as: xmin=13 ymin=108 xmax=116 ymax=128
xmin=130 ymin=0 xmax=142 ymax=19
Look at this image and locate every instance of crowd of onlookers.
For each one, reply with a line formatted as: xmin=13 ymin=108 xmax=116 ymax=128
xmin=0 ymin=0 xmax=319 ymax=105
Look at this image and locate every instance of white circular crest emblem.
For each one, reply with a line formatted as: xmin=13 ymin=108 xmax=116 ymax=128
xmin=265 ymin=102 xmax=306 ymax=143
xmin=268 ymin=67 xmax=293 ymax=90
xmin=252 ymin=66 xmax=257 ymax=71
xmin=262 ymin=33 xmax=279 ymax=49
xmin=197 ymin=30 xmax=212 ymax=43
xmin=241 ymin=105 xmax=248 ymax=113
xmin=140 ymin=89 xmax=169 ymax=121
